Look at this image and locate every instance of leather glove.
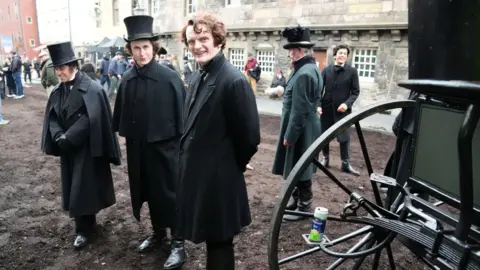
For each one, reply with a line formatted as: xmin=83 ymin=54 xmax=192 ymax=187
xmin=55 ymin=134 xmax=71 ymax=150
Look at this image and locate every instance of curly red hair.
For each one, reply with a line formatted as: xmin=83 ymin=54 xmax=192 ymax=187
xmin=181 ymin=12 xmax=227 ymax=50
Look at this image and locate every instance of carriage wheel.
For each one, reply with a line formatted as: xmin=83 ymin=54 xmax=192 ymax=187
xmin=268 ymin=100 xmax=417 ymax=270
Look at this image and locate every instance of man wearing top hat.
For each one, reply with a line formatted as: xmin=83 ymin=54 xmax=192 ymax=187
xmin=40 ymin=41 xmax=122 ymax=248
xmin=272 ymin=25 xmax=323 ymax=222
xmin=112 ymin=15 xmax=186 ymax=269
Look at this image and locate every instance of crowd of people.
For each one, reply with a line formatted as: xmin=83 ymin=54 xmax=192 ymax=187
xmin=1 ymin=10 xmax=365 ymax=270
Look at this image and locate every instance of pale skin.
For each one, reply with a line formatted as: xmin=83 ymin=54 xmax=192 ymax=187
xmin=316 ymin=48 xmax=349 ymax=117
xmin=130 ymin=39 xmax=155 ymax=67
xmin=55 ymin=65 xmax=77 ymax=83
xmin=185 ymin=24 xmax=221 ymax=66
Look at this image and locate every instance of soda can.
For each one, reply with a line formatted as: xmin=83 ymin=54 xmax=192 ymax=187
xmin=308 ymin=207 xmax=328 ymax=242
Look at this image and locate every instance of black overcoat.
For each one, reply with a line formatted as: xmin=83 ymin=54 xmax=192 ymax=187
xmin=320 ymin=64 xmax=360 ymax=142
xmin=41 ymin=72 xmax=121 ymax=217
xmin=177 ymin=53 xmax=261 ymax=244
xmin=112 ymin=60 xmax=185 ymax=223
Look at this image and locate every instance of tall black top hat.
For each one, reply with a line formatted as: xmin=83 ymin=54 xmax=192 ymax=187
xmin=46 ymin=41 xmax=81 ymax=67
xmin=123 ymin=15 xmax=160 ymax=42
xmin=282 ymin=26 xmax=315 ymax=50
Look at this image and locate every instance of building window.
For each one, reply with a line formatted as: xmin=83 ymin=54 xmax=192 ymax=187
xmin=256 ymin=50 xmax=275 ymax=73
xmin=29 ymin=39 xmax=35 ymax=46
xmin=226 ymin=0 xmax=240 ymax=6
xmin=26 ymin=16 xmax=32 ymax=24
xmin=151 ymin=0 xmax=160 ymax=16
xmin=352 ymin=48 xmax=377 ymax=82
xmin=112 ymin=0 xmax=119 ymax=26
xmin=185 ymin=0 xmax=196 ymax=15
xmin=229 ymin=49 xmax=245 ymax=70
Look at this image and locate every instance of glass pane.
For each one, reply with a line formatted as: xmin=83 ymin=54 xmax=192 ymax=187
xmin=360 ymin=57 xmax=364 ymax=62
xmin=360 ymin=64 xmax=364 ymax=69
xmin=359 ymin=71 xmax=364 ymax=76
xmin=371 ymin=57 xmax=376 ymax=63
xmin=372 ymin=50 xmax=377 ymax=56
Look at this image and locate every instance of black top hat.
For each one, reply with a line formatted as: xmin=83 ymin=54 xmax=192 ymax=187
xmin=46 ymin=41 xmax=81 ymax=67
xmin=123 ymin=15 xmax=160 ymax=42
xmin=282 ymin=26 xmax=315 ymax=50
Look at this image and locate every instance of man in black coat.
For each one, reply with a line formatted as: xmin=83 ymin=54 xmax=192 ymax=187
xmin=318 ymin=44 xmax=361 ymax=176
xmin=40 ymin=41 xmax=121 ymax=249
xmin=112 ymin=15 xmax=186 ymax=270
xmin=178 ymin=12 xmax=261 ymax=269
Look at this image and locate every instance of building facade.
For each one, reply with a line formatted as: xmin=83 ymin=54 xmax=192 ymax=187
xmin=0 ymin=0 xmax=40 ymax=60
xmin=36 ymin=0 xmax=98 ymax=48
xmin=153 ymin=0 xmax=410 ymax=107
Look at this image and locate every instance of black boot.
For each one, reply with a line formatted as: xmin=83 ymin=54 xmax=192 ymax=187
xmin=164 ymin=239 xmax=186 ymax=270
xmin=340 ymin=141 xmax=360 ymax=176
xmin=138 ymin=229 xmax=168 ymax=252
xmin=283 ymin=180 xmax=313 ymax=222
xmin=73 ymin=215 xmax=96 ymax=249
xmin=341 ymin=160 xmax=360 ymax=176
xmin=206 ymin=239 xmax=235 ymax=270
xmin=285 ymin=187 xmax=298 ymax=211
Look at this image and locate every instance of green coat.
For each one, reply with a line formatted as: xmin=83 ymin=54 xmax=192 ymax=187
xmin=272 ymin=57 xmax=322 ymax=181
xmin=41 ymin=58 xmax=59 ymax=89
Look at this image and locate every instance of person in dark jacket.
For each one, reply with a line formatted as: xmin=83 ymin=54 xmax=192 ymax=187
xmin=80 ymin=58 xmax=98 ymax=82
xmin=318 ymin=44 xmax=360 ymax=176
xmin=112 ymin=15 xmax=186 ymax=270
xmin=178 ymin=12 xmax=261 ymax=269
xmin=272 ymin=26 xmax=323 ymax=222
xmin=265 ymin=68 xmax=287 ymax=99
xmin=41 ymin=41 xmax=121 ymax=249
xmin=10 ymin=51 xmax=23 ymax=99
xmin=182 ymin=56 xmax=193 ymax=84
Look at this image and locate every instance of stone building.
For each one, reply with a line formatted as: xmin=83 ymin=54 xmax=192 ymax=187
xmin=153 ymin=0 xmax=409 ymax=108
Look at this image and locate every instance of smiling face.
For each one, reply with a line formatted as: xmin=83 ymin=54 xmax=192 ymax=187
xmin=55 ymin=65 xmax=75 ymax=83
xmin=335 ymin=48 xmax=349 ymax=65
xmin=186 ymin=24 xmax=221 ymax=66
xmin=130 ymin=39 xmax=154 ymax=67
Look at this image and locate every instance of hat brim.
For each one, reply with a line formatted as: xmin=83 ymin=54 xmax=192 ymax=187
xmin=47 ymin=58 xmax=82 ymax=67
xmin=123 ymin=33 xmax=161 ymax=42
xmin=283 ymin=42 xmax=315 ymax=50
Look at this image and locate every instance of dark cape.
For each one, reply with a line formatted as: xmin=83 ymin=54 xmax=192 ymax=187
xmin=177 ymin=52 xmax=261 ymax=244
xmin=41 ymin=72 xmax=121 ymax=217
xmin=112 ymin=59 xmax=186 ymax=224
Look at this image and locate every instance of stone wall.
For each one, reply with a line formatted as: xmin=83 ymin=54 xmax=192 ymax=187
xmin=153 ymin=0 xmax=411 ymax=109
xmin=160 ymin=29 xmax=410 ymax=109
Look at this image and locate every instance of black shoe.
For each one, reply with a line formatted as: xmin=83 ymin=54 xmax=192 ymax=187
xmin=138 ymin=233 xmax=168 ymax=252
xmin=164 ymin=240 xmax=186 ymax=270
xmin=341 ymin=160 xmax=360 ymax=176
xmin=73 ymin=234 xmax=88 ymax=249
xmin=285 ymin=187 xmax=298 ymax=211
xmin=283 ymin=181 xmax=313 ymax=222
xmin=320 ymin=156 xmax=329 ymax=168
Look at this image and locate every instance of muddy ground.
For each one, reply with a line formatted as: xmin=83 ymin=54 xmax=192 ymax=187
xmin=0 ymin=85 xmax=424 ymax=269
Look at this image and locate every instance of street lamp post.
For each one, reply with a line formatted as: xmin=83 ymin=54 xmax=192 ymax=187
xmin=67 ymin=0 xmax=73 ymax=42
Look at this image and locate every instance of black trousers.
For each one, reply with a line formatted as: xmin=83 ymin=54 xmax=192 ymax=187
xmin=148 ymin=202 xmax=182 ymax=240
xmin=75 ymin=215 xmax=96 ymax=236
xmin=206 ymin=238 xmax=235 ymax=270
xmin=321 ymin=108 xmax=350 ymax=161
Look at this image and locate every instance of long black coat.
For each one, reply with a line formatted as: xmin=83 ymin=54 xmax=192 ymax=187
xmin=320 ymin=64 xmax=360 ymax=142
xmin=112 ymin=59 xmax=185 ymax=223
xmin=177 ymin=53 xmax=261 ymax=244
xmin=41 ymin=72 xmax=121 ymax=217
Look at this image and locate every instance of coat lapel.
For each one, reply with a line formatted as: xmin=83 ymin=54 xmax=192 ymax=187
xmin=63 ymin=73 xmax=90 ymax=120
xmin=182 ymin=55 xmax=227 ymax=140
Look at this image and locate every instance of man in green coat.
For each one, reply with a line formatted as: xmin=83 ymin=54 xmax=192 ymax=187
xmin=272 ymin=26 xmax=323 ymax=222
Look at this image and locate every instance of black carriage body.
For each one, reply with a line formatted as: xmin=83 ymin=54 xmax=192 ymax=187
xmin=409 ymin=97 xmax=480 ymax=216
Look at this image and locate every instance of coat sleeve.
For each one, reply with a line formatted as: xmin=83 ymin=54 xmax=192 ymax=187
xmin=284 ymin=73 xmax=315 ymax=145
xmin=169 ymin=76 xmax=186 ymax=134
xmin=111 ymin=80 xmax=123 ymax=132
xmin=225 ymin=77 xmax=261 ymax=171
xmin=65 ymin=113 xmax=90 ymax=147
xmin=344 ymin=67 xmax=360 ymax=109
xmin=49 ymin=111 xmax=65 ymax=141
